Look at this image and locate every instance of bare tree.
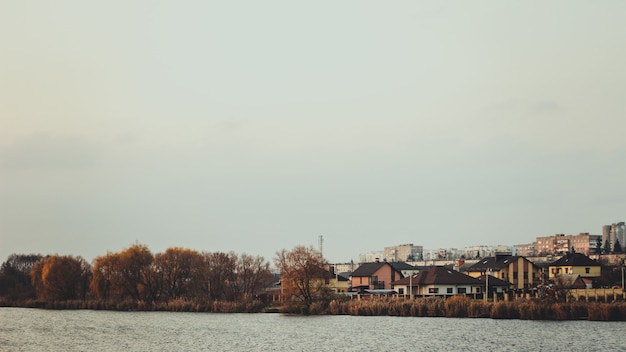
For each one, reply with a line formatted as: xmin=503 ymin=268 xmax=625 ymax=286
xmin=153 ymin=247 xmax=204 ymax=301
xmin=229 ymin=254 xmax=274 ymax=300
xmin=0 ymin=254 xmax=44 ymax=300
xmin=203 ymin=251 xmax=237 ymax=301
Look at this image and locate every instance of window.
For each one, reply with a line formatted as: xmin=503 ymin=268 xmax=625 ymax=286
xmin=501 ymin=272 xmax=505 ymax=279
xmin=398 ymin=288 xmax=404 ymax=295
xmin=513 ymin=272 xmax=518 ymax=279
xmin=523 ymin=272 xmax=528 ymax=279
xmin=429 ymin=288 xmax=439 ymax=294
xmin=585 ymin=267 xmax=590 ymax=274
xmin=447 ymin=288 xmax=453 ymax=294
xmin=458 ymin=288 xmax=467 ymax=294
xmin=551 ymin=268 xmax=556 ymax=274
xmin=565 ymin=268 xmax=569 ymax=274
xmin=476 ymin=287 xmax=481 ymax=293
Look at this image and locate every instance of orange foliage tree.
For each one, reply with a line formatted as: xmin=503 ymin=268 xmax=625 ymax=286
xmin=30 ymin=255 xmax=91 ymax=301
xmin=274 ymin=246 xmax=331 ymax=305
xmin=90 ymin=244 xmax=153 ymax=302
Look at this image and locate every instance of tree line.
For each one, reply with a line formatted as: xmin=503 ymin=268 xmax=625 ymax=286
xmin=0 ymin=244 xmax=275 ymax=305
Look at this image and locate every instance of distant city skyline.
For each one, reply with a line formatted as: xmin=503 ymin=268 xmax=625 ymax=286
xmin=2 ymin=2 xmax=626 ymax=266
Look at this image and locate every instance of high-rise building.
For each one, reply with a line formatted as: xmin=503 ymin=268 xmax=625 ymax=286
xmin=602 ymin=222 xmax=625 ymax=252
xmin=602 ymin=225 xmax=612 ymax=251
xmin=515 ymin=243 xmax=536 ymax=257
xmin=358 ymin=251 xmax=384 ymax=263
xmin=528 ymin=233 xmax=600 ymax=256
xmin=383 ymin=244 xmax=423 ymax=261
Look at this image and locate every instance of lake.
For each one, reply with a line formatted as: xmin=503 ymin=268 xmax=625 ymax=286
xmin=1 ymin=308 xmax=624 ymax=351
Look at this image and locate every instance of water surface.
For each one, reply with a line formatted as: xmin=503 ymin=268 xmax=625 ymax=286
xmin=1 ymin=308 xmax=624 ymax=351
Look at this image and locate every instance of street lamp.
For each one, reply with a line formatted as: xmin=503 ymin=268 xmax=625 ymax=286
xmin=621 ymin=256 xmax=626 ymax=298
xmin=484 ymin=269 xmax=491 ymax=302
xmin=409 ymin=271 xmax=413 ymax=300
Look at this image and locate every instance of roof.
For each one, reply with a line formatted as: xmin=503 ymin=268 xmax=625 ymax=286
xmin=552 ymin=274 xmax=586 ymax=289
xmin=351 ymin=262 xmax=402 ymax=277
xmin=550 ymin=253 xmax=601 ymax=267
xmin=337 ymin=272 xmax=351 ymax=281
xmin=465 ymin=255 xmax=536 ymax=272
xmin=393 ymin=266 xmax=480 ymax=286
xmin=388 ymin=261 xmax=417 ymax=272
xmin=474 ymin=274 xmax=511 ymax=287
xmin=364 ymin=289 xmax=396 ymax=295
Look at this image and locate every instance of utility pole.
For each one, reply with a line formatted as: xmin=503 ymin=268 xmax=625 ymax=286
xmin=485 ymin=270 xmax=490 ymax=302
xmin=319 ymin=235 xmax=324 ymax=259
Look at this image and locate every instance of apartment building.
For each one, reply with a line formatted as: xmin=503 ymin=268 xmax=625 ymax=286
xmin=383 ymin=243 xmax=423 ymax=261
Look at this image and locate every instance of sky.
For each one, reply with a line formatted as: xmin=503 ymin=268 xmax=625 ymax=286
xmin=1 ymin=1 xmax=626 ymax=265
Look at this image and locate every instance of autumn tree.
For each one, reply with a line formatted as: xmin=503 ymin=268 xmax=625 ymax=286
xmin=152 ymin=247 xmax=204 ymax=301
xmin=202 ymin=251 xmax=237 ymax=301
xmin=0 ymin=254 xmax=44 ymax=300
xmin=90 ymin=251 xmax=120 ymax=300
xmin=30 ymin=255 xmax=91 ymax=301
xmin=274 ymin=246 xmax=331 ymax=306
xmin=90 ymin=244 xmax=154 ymax=302
xmin=229 ymin=254 xmax=274 ymax=300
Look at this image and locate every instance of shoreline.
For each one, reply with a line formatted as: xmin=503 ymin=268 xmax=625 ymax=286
xmin=3 ymin=296 xmax=626 ymax=321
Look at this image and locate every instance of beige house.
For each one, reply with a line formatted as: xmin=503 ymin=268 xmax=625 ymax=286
xmin=392 ymin=266 xmax=481 ymax=296
xmin=548 ymin=253 xmax=601 ymax=280
xmin=329 ymin=272 xmax=350 ymax=293
xmin=465 ymin=254 xmax=543 ymax=290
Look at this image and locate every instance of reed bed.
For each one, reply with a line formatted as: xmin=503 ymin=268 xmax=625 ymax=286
xmin=324 ymin=296 xmax=626 ymax=321
xmin=0 ymin=298 xmax=266 ymax=313
xmin=4 ymin=295 xmax=626 ymax=320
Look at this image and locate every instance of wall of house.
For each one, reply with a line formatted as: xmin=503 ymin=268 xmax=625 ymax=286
xmin=469 ymin=258 xmax=542 ymax=289
xmin=330 ymin=278 xmax=350 ymax=292
xmin=350 ymin=276 xmax=370 ymax=290
xmin=372 ymin=265 xmax=399 ymax=290
xmin=394 ymin=284 xmax=409 ymax=295
xmin=416 ymin=284 xmax=473 ymax=295
xmin=350 ymin=264 xmax=401 ymax=290
xmin=507 ymin=257 xmax=542 ymax=289
xmin=549 ymin=265 xmax=601 ymax=279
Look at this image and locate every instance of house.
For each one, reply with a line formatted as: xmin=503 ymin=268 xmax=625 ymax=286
xmin=464 ymin=254 xmax=543 ymax=290
xmin=350 ymin=261 xmax=404 ymax=292
xmin=551 ymin=273 xmax=588 ymax=289
xmin=388 ymin=261 xmax=419 ymax=278
xmin=329 ymin=272 xmax=351 ymax=293
xmin=474 ymin=274 xmax=512 ymax=294
xmin=392 ymin=266 xmax=482 ymax=296
xmin=548 ymin=253 xmax=601 ymax=280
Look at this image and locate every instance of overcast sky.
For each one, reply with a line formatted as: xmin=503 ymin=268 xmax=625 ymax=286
xmin=2 ymin=1 xmax=626 ymax=265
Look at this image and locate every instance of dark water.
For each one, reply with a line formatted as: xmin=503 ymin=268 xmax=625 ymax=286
xmin=1 ymin=308 xmax=624 ymax=351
